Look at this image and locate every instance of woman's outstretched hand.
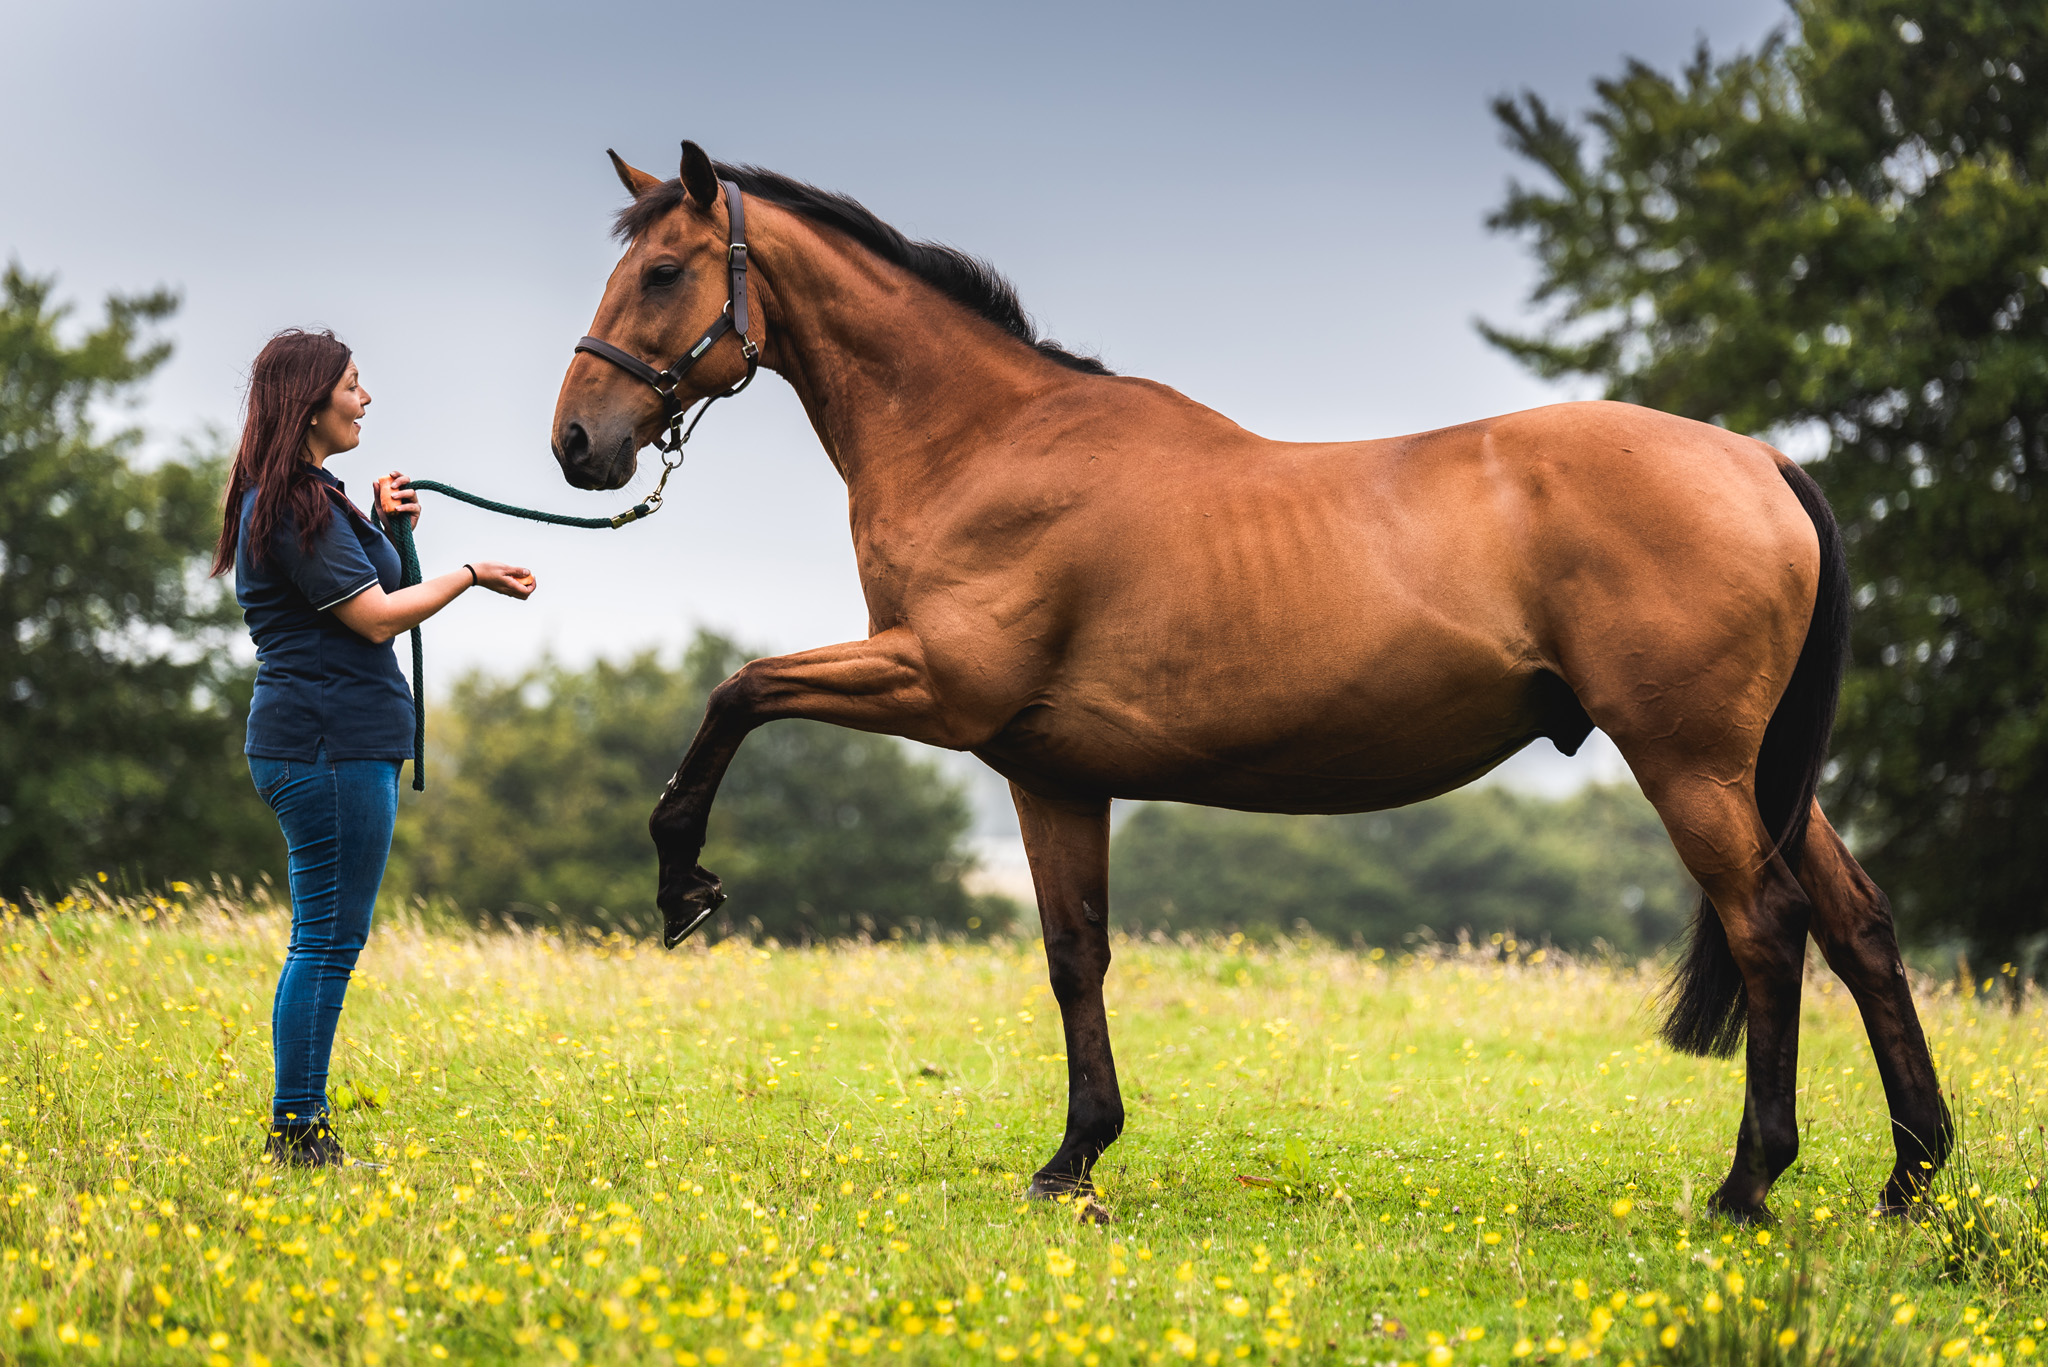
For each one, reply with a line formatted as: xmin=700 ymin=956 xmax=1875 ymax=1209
xmin=373 ymin=472 xmax=420 ymax=528
xmin=469 ymin=562 xmax=537 ymax=599
xmin=332 ymin=560 xmax=536 ymax=643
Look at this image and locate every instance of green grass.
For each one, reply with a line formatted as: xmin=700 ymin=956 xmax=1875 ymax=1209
xmin=2 ymin=886 xmax=2044 ymax=1366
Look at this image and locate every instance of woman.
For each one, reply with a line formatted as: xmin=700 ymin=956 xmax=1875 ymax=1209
xmin=211 ymin=328 xmax=537 ymax=1167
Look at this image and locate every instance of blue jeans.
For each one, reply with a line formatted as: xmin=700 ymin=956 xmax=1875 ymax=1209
xmin=249 ymin=744 xmax=400 ymax=1126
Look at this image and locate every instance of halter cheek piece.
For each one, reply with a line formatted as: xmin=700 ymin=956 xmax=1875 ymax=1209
xmin=572 ymin=179 xmax=759 ymax=509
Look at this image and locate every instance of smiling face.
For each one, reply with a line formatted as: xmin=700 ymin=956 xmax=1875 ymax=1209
xmin=306 ymin=361 xmax=370 ymax=463
xmin=552 ymin=151 xmax=754 ymax=491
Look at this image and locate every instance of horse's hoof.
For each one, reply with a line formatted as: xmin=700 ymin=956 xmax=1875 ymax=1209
xmin=1706 ymin=1196 xmax=1774 ymax=1225
xmin=1024 ymin=1173 xmax=1094 ymax=1203
xmin=661 ymin=870 xmax=726 ymax=949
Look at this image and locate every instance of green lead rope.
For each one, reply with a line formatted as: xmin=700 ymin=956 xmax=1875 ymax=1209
xmin=381 ymin=477 xmax=667 ymax=791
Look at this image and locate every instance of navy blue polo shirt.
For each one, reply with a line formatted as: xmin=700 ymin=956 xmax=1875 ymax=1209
xmin=236 ymin=466 xmax=415 ymax=761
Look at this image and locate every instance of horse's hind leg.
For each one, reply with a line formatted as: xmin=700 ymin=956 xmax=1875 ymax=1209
xmin=1009 ymin=784 xmax=1123 ymax=1210
xmin=1637 ymin=770 xmax=1814 ymax=1219
xmin=1797 ymin=805 xmax=1951 ymax=1209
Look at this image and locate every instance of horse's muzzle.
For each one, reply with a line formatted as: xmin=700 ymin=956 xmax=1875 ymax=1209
xmin=552 ymin=420 xmax=637 ymax=491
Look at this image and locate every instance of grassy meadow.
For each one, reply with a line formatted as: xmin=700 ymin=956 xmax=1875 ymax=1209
xmin=1 ymin=886 xmax=2044 ymax=1367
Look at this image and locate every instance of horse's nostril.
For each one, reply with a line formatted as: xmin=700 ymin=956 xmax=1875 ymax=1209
xmin=559 ymin=421 xmax=590 ymax=466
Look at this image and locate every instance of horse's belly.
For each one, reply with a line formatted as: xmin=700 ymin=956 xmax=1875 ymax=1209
xmin=974 ymin=659 xmax=1561 ymax=815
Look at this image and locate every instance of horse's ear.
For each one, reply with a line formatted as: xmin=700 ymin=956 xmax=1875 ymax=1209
xmin=680 ymin=140 xmax=719 ymax=211
xmin=607 ymin=149 xmax=663 ymax=197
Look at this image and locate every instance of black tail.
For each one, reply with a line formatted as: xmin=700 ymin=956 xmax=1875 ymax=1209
xmin=1660 ymin=461 xmax=1849 ymax=1057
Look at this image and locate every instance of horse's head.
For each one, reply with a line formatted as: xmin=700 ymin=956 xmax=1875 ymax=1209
xmin=551 ymin=140 xmax=760 ymax=490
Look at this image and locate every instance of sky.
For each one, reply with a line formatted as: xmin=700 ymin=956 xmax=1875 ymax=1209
xmin=6 ymin=0 xmax=1791 ymax=859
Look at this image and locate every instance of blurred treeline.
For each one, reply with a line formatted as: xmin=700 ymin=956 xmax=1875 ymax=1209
xmin=1108 ymin=786 xmax=1693 ymax=954
xmin=0 ymin=266 xmax=281 ymax=892
xmin=0 ymin=256 xmax=1976 ymax=960
xmin=9 ymin=0 xmax=2046 ymax=973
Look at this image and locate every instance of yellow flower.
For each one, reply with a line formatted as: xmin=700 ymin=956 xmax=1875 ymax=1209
xmin=1610 ymin=1199 xmax=1633 ymax=1218
xmin=1704 ymin=1293 xmax=1724 ymax=1314
xmin=1573 ymin=1280 xmax=1591 ymax=1301
xmin=58 ymin=1323 xmax=80 ymax=1344
xmin=1428 ymin=1347 xmax=1454 ymax=1367
xmin=1896 ymin=1306 xmax=1918 ymax=1326
xmin=1225 ymin=1298 xmax=1250 ymax=1318
xmin=1175 ymin=1262 xmax=1195 ymax=1282
xmin=1512 ymin=1339 xmax=1535 ymax=1358
xmin=1778 ymin=1330 xmax=1798 ymax=1348
xmin=1046 ymin=1249 xmax=1077 ymax=1278
xmin=1660 ymin=1327 xmax=1681 ymax=1348
xmin=555 ymin=1337 xmax=582 ymax=1361
xmin=8 ymin=1305 xmax=36 ymax=1331
xmin=1943 ymin=1342 xmax=1970 ymax=1359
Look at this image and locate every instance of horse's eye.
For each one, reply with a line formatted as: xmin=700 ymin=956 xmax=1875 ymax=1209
xmin=647 ymin=265 xmax=683 ymax=288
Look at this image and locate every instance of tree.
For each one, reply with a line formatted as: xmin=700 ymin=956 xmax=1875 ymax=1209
xmin=385 ymin=632 xmax=998 ymax=941
xmin=1108 ymin=783 xmax=1696 ymax=953
xmin=1482 ymin=0 xmax=2048 ymax=982
xmin=0 ymin=265 xmax=276 ymax=899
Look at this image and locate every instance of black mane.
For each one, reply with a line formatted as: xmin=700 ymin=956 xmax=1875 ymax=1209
xmin=611 ymin=163 xmax=1112 ymax=376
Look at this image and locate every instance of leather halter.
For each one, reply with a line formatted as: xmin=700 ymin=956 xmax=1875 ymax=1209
xmin=574 ymin=179 xmax=759 ymax=456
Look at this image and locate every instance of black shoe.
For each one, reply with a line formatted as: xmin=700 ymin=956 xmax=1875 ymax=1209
xmin=262 ymin=1117 xmax=344 ymax=1168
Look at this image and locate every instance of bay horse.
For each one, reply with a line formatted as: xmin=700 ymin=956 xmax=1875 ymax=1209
xmin=550 ymin=141 xmax=1949 ymax=1220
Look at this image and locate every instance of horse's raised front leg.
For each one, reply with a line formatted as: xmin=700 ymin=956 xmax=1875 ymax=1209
xmin=649 ymin=629 xmax=960 ymax=947
xmin=1010 ymin=784 xmax=1123 ymax=1211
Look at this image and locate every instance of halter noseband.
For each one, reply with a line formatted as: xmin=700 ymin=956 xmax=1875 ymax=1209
xmin=574 ymin=178 xmax=759 ymax=468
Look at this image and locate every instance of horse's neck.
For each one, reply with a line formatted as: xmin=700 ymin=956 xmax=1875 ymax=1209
xmin=752 ymin=207 xmax=1067 ymax=503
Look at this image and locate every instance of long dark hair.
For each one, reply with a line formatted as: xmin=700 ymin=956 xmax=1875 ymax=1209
xmin=210 ymin=329 xmax=353 ymax=576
